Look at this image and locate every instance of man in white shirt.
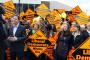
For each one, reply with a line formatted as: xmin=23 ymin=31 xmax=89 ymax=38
xmin=8 ymin=15 xmax=26 ymax=60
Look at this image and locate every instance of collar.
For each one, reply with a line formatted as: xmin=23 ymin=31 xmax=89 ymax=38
xmin=14 ymin=23 xmax=19 ymax=28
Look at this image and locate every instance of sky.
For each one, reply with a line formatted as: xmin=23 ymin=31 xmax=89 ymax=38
xmin=0 ymin=0 xmax=90 ymax=15
xmin=41 ymin=0 xmax=90 ymax=15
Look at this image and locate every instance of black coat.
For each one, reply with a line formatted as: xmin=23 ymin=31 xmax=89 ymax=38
xmin=0 ymin=17 xmax=8 ymax=49
xmin=81 ymin=30 xmax=89 ymax=41
xmin=0 ymin=15 xmax=7 ymax=41
xmin=8 ymin=24 xmax=26 ymax=52
xmin=0 ymin=22 xmax=7 ymax=40
xmin=56 ymin=31 xmax=73 ymax=57
xmin=73 ymin=31 xmax=89 ymax=48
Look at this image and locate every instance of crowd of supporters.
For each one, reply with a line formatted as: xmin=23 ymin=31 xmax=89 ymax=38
xmin=0 ymin=5 xmax=90 ymax=60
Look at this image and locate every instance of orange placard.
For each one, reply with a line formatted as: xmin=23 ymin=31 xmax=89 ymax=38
xmin=30 ymin=30 xmax=47 ymax=40
xmin=3 ymin=0 xmax=15 ymax=18
xmin=80 ymin=38 xmax=90 ymax=49
xmin=4 ymin=11 xmax=14 ymax=18
xmin=44 ymin=37 xmax=55 ymax=60
xmin=72 ymin=38 xmax=90 ymax=60
xmin=58 ymin=9 xmax=65 ymax=14
xmin=71 ymin=5 xmax=82 ymax=15
xmin=3 ymin=0 xmax=15 ymax=10
xmin=47 ymin=13 xmax=61 ymax=32
xmin=28 ymin=30 xmax=51 ymax=57
xmin=25 ymin=9 xmax=35 ymax=23
xmin=51 ymin=10 xmax=59 ymax=16
xmin=47 ymin=14 xmax=55 ymax=24
xmin=44 ymin=33 xmax=58 ymax=60
xmin=36 ymin=4 xmax=50 ymax=18
xmin=54 ymin=14 xmax=61 ymax=32
xmin=25 ymin=9 xmax=35 ymax=15
xmin=19 ymin=12 xmax=25 ymax=20
xmin=67 ymin=14 xmax=75 ymax=22
xmin=75 ymin=12 xmax=89 ymax=25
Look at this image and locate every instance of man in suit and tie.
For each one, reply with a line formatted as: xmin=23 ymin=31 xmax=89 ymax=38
xmin=8 ymin=15 xmax=26 ymax=60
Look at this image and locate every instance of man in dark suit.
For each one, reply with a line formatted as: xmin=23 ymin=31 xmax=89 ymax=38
xmin=0 ymin=6 xmax=8 ymax=60
xmin=8 ymin=15 xmax=26 ymax=60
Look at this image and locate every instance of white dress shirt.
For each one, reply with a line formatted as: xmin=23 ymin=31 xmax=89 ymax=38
xmin=13 ymin=23 xmax=19 ymax=36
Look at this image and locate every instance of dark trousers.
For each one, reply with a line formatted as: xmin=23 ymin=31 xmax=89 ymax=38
xmin=10 ymin=51 xmax=24 ymax=60
xmin=0 ymin=42 xmax=6 ymax=60
xmin=0 ymin=48 xmax=5 ymax=60
xmin=24 ymin=50 xmax=46 ymax=60
xmin=24 ymin=50 xmax=37 ymax=60
xmin=54 ymin=49 xmax=67 ymax=60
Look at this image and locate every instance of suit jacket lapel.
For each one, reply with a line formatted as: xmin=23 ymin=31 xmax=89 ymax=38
xmin=15 ymin=24 xmax=20 ymax=36
xmin=10 ymin=27 xmax=13 ymax=36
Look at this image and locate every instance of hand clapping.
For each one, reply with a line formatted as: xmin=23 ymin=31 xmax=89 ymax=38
xmin=7 ymin=36 xmax=17 ymax=42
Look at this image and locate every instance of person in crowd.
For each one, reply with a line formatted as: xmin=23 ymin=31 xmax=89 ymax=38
xmin=0 ymin=6 xmax=8 ymax=60
xmin=20 ymin=16 xmax=30 ymax=29
xmin=50 ymin=24 xmax=57 ymax=35
xmin=31 ymin=22 xmax=39 ymax=34
xmin=80 ymin=25 xmax=89 ymax=41
xmin=55 ymin=23 xmax=73 ymax=60
xmin=61 ymin=18 xmax=70 ymax=25
xmin=46 ymin=23 xmax=52 ymax=37
xmin=71 ymin=25 xmax=84 ymax=48
xmin=25 ymin=21 xmax=51 ymax=60
xmin=71 ymin=21 xmax=78 ymax=26
xmin=21 ymin=16 xmax=32 ymax=60
xmin=45 ymin=14 xmax=51 ymax=25
xmin=5 ymin=18 xmax=11 ymax=29
xmin=46 ymin=24 xmax=57 ymax=60
xmin=80 ymin=25 xmax=86 ymax=31
xmin=7 ymin=15 xmax=26 ymax=60
xmin=33 ymin=14 xmax=41 ymax=24
xmin=39 ymin=18 xmax=47 ymax=34
xmin=37 ymin=18 xmax=51 ymax=60
xmin=46 ymin=24 xmax=57 ymax=38
xmin=24 ymin=22 xmax=40 ymax=60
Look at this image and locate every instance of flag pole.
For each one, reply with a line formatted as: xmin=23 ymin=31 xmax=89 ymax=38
xmin=19 ymin=0 xmax=20 ymax=14
xmin=18 ymin=0 xmax=20 ymax=20
xmin=34 ymin=4 xmax=35 ymax=11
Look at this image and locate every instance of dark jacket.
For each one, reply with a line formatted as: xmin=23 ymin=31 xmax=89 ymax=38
xmin=56 ymin=31 xmax=73 ymax=57
xmin=0 ymin=22 xmax=7 ymax=40
xmin=8 ymin=24 xmax=26 ymax=52
xmin=0 ymin=15 xmax=7 ymax=40
xmin=81 ymin=30 xmax=89 ymax=41
xmin=73 ymin=30 xmax=89 ymax=48
xmin=0 ymin=16 xmax=8 ymax=49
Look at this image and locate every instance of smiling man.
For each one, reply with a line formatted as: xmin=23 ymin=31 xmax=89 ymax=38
xmin=8 ymin=15 xmax=26 ymax=60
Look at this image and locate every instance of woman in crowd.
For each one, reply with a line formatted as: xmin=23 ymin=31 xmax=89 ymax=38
xmin=71 ymin=25 xmax=83 ymax=48
xmin=55 ymin=23 xmax=73 ymax=60
xmin=24 ymin=22 xmax=40 ymax=60
xmin=71 ymin=22 xmax=89 ymax=48
xmin=61 ymin=18 xmax=71 ymax=25
xmin=25 ymin=21 xmax=48 ymax=60
xmin=80 ymin=25 xmax=89 ymax=41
